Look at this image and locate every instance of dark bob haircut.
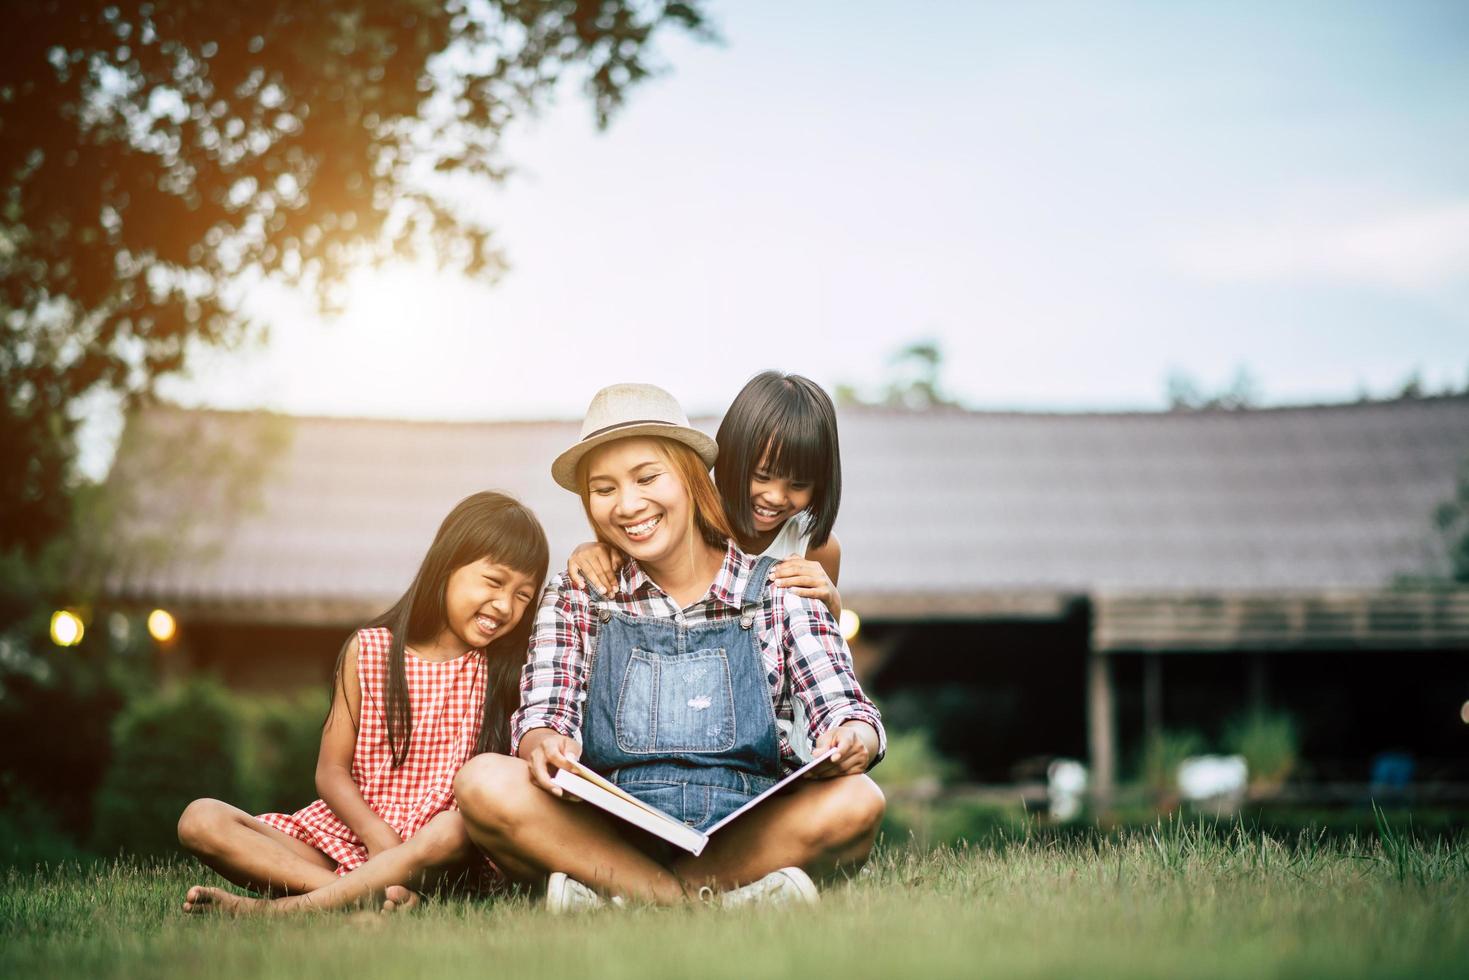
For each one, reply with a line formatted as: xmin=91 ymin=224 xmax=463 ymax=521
xmin=714 ymin=371 xmax=841 ymax=551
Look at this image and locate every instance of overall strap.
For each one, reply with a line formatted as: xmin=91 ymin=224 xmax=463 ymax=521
xmin=739 ymin=555 xmax=779 ymax=629
xmin=583 ymin=577 xmax=613 ymax=623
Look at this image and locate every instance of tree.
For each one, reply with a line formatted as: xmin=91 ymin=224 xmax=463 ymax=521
xmin=1165 ymin=367 xmax=1259 ymax=411
xmin=1 ymin=0 xmax=711 ymax=556
xmin=836 ymin=337 xmax=958 ymax=410
xmin=1432 ymin=461 xmax=1469 ymax=584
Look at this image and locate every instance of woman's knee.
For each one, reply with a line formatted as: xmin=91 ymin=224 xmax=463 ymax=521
xmin=177 ymin=798 xmax=231 ymax=854
xmin=453 ymin=753 xmax=532 ymax=831
xmin=808 ymin=775 xmax=886 ymax=849
xmin=412 ymin=811 xmax=474 ymax=865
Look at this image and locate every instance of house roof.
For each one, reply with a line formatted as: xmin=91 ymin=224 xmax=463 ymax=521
xmin=102 ymin=396 xmax=1469 ymax=623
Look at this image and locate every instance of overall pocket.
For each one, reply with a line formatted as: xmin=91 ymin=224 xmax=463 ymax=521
xmin=615 ymin=647 xmax=736 ymax=754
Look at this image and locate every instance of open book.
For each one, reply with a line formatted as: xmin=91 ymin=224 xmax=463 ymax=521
xmin=551 ymin=750 xmax=836 ymax=856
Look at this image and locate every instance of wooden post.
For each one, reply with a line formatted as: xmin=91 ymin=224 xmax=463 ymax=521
xmin=1087 ymin=648 xmax=1116 ymax=813
xmin=1143 ymin=653 xmax=1163 ymax=745
xmin=1249 ymin=652 xmax=1268 ymax=713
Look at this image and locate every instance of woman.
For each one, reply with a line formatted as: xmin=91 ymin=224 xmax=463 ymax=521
xmin=454 ymin=383 xmax=885 ymax=910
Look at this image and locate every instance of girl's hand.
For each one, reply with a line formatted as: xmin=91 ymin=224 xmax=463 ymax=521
xmin=363 ymin=826 xmax=403 ymax=858
xmin=567 ymin=541 xmax=623 ymax=595
xmin=807 ymin=722 xmax=877 ymax=779
xmin=771 ymin=556 xmax=842 ymax=617
xmin=519 ymin=729 xmax=583 ymax=799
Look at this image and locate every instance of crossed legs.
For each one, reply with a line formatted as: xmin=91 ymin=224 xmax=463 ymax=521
xmin=178 ymin=800 xmax=480 ymax=915
xmin=453 ymin=753 xmax=885 ymax=905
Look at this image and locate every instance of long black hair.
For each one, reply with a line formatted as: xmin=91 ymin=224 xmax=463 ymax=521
xmin=328 ymin=491 xmax=549 ymax=766
xmin=714 ymin=371 xmax=842 ymax=550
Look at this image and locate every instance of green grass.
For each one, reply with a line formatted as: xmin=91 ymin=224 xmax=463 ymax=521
xmin=4 ymin=818 xmax=1467 ymax=979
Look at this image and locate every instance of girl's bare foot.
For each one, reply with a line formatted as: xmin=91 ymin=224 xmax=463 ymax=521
xmin=381 ymin=885 xmax=421 ymax=913
xmin=182 ymin=885 xmax=267 ymax=916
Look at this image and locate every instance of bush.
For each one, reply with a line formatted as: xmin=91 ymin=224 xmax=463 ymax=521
xmin=236 ymin=688 xmax=329 ymax=816
xmin=0 ymin=775 xmax=98 ymax=869
xmin=90 ymin=680 xmax=329 ymax=856
xmin=91 ymin=679 xmax=247 ymax=856
xmin=0 ymin=644 xmax=129 ymax=842
xmin=1223 ymin=710 xmax=1299 ymax=792
xmin=874 ymin=729 xmax=973 ymax=847
xmin=1138 ymin=729 xmax=1207 ymax=803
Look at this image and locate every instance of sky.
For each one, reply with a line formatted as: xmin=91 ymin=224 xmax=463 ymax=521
xmin=158 ymin=0 xmax=1469 ymax=424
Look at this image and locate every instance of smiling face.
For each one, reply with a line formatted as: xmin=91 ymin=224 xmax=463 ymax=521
xmin=583 ymin=437 xmax=695 ymax=569
xmin=442 ymin=556 xmax=540 ymax=650
xmin=749 ymin=452 xmax=815 ymax=534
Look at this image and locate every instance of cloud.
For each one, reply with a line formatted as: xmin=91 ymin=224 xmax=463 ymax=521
xmin=1175 ymin=201 xmax=1469 ymax=292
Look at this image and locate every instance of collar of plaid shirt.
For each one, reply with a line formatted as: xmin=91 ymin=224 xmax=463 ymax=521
xmin=609 ymin=542 xmax=753 ymax=612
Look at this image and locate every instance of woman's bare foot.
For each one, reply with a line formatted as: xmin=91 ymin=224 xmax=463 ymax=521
xmin=182 ymin=885 xmax=268 ymax=916
xmin=381 ymin=885 xmax=421 ymax=913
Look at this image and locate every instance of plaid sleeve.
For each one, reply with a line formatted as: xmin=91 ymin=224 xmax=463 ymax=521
xmin=509 ymin=572 xmax=590 ymax=755
xmin=778 ymin=588 xmax=887 ymax=766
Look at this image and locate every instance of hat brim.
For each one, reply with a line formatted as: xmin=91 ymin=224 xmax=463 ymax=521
xmin=552 ymin=423 xmax=718 ymax=493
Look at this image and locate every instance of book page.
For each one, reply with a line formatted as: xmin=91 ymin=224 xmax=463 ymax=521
xmin=559 ymin=758 xmax=666 ymax=816
xmin=704 ymin=748 xmax=836 ymax=837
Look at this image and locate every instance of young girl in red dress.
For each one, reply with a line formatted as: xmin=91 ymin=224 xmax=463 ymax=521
xmin=177 ymin=491 xmax=548 ymax=914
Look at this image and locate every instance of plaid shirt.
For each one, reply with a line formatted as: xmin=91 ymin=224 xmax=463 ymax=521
xmin=510 ymin=544 xmax=885 ymax=772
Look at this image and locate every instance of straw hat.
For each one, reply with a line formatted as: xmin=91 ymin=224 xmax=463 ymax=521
xmin=551 ymin=383 xmax=718 ymax=492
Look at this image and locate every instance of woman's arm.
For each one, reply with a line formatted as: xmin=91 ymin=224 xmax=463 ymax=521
xmin=315 ymin=634 xmax=402 ymax=856
xmin=772 ymin=532 xmax=842 ymax=618
xmin=776 ymin=584 xmax=885 ymax=774
xmin=509 ymin=574 xmax=591 ymax=760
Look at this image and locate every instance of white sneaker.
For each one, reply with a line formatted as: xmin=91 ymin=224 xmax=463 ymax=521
xmin=545 ymin=872 xmax=604 ymax=914
xmin=718 ymin=867 xmax=820 ymax=909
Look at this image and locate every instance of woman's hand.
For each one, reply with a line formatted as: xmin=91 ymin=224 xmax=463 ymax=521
xmin=518 ymin=728 xmax=583 ymax=798
xmin=771 ymin=556 xmax=842 ymax=618
xmin=807 ymin=721 xmax=878 ymax=779
xmin=567 ymin=540 xmax=623 ymax=595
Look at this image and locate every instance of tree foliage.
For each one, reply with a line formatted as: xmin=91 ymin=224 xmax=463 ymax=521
xmin=1432 ymin=460 xmax=1469 ymax=584
xmin=836 ymin=337 xmax=959 ymax=411
xmin=0 ymin=0 xmax=710 ymax=554
xmin=1165 ymin=367 xmax=1260 ymax=411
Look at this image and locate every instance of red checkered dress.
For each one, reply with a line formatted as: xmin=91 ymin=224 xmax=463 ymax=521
xmin=257 ymin=627 xmax=490 ymax=875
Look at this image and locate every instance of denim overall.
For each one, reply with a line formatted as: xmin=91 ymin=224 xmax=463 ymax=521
xmin=581 ymin=556 xmax=784 ymax=833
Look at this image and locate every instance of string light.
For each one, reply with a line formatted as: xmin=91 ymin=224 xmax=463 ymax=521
xmin=148 ymin=609 xmax=178 ymax=643
xmin=50 ymin=610 xmax=84 ymax=647
xmin=839 ymin=608 xmax=861 ymax=641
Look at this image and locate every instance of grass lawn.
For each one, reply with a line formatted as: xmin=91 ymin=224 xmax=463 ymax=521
xmin=3 ymin=819 xmax=1466 ymax=979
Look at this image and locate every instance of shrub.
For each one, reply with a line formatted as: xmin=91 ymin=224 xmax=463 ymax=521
xmin=91 ymin=679 xmax=247 ymax=856
xmin=237 ymin=687 xmax=329 ymax=816
xmin=1139 ymin=729 xmax=1207 ymax=804
xmin=91 ymin=681 xmax=334 ymax=856
xmin=874 ymin=729 xmax=969 ymax=847
xmin=1223 ymin=710 xmax=1298 ymax=792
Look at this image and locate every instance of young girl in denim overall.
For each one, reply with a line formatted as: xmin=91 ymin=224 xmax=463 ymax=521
xmin=454 ymin=383 xmax=886 ymax=912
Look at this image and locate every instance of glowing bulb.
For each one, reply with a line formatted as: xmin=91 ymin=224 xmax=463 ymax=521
xmin=50 ymin=610 xmax=84 ymax=647
xmin=148 ymin=609 xmax=177 ymax=643
xmin=1461 ymin=700 xmax=1469 ymax=726
xmin=839 ymin=608 xmax=861 ymax=641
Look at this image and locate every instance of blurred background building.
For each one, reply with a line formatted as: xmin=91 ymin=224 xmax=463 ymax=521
xmin=101 ymin=394 xmax=1469 ymax=801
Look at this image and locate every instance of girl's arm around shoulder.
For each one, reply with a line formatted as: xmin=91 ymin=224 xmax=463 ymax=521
xmin=776 ymin=583 xmax=886 ymax=769
xmin=566 ymin=540 xmax=624 ymax=596
xmin=315 ymin=633 xmax=402 ymax=855
xmin=806 ymin=531 xmax=841 ymax=586
xmin=509 ymin=573 xmax=592 ymax=757
xmin=772 ymin=532 xmax=843 ymax=618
